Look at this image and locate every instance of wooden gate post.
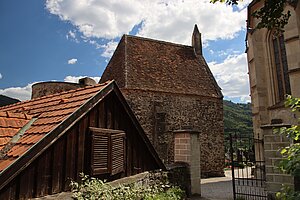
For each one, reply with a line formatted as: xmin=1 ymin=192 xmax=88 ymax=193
xmin=174 ymin=130 xmax=201 ymax=196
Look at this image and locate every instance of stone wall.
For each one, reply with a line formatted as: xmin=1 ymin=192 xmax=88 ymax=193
xmin=109 ymin=167 xmax=191 ymax=197
xmin=166 ymin=163 xmax=191 ymax=196
xmin=31 ymin=82 xmax=81 ymax=99
xmin=31 ymin=78 xmax=96 ymax=99
xmin=121 ymin=88 xmax=224 ymax=177
xmin=263 ymin=128 xmax=293 ymax=195
xmin=247 ymin=1 xmax=300 ymax=195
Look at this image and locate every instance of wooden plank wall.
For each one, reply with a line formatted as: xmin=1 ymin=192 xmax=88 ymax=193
xmin=0 ymin=92 xmax=160 ymax=199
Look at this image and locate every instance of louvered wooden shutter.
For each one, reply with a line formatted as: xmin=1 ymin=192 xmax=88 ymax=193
xmin=90 ymin=128 xmax=125 ymax=176
xmin=91 ymin=131 xmax=110 ymax=175
xmin=111 ymin=132 xmax=125 ymax=175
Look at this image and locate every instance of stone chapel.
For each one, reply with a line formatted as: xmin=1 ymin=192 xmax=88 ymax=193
xmin=100 ymin=25 xmax=224 ymax=177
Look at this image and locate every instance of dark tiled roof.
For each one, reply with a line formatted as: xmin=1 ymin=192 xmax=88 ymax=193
xmin=0 ymin=82 xmax=111 ymax=172
xmin=0 ymin=95 xmax=20 ymax=107
xmin=101 ymin=35 xmax=222 ymax=98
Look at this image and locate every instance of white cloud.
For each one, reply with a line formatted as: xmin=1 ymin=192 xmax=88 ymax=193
xmin=236 ymin=0 xmax=252 ymax=10
xmin=66 ymin=30 xmax=79 ymax=43
xmin=46 ymin=0 xmax=144 ymax=39
xmin=0 ymin=73 xmax=2 ymax=79
xmin=44 ymin=0 xmax=251 ymax=102
xmin=45 ymin=0 xmax=248 ymax=45
xmin=64 ymin=76 xmax=101 ymax=83
xmin=101 ymin=41 xmax=118 ymax=58
xmin=208 ymin=53 xmax=250 ymax=102
xmin=88 ymin=40 xmax=102 ymax=49
xmin=137 ymin=0 xmax=247 ymax=45
xmin=67 ymin=30 xmax=76 ymax=39
xmin=68 ymin=58 xmax=78 ymax=64
xmin=208 ymin=48 xmax=242 ymax=57
xmin=0 ymin=83 xmax=34 ymax=101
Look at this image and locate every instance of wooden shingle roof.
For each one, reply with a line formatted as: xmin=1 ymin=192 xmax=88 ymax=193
xmin=101 ymin=34 xmax=222 ymax=98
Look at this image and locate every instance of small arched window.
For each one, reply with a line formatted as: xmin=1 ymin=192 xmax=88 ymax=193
xmin=272 ymin=34 xmax=291 ymax=103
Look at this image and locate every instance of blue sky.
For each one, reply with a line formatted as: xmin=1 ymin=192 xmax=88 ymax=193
xmin=0 ymin=0 xmax=251 ymax=103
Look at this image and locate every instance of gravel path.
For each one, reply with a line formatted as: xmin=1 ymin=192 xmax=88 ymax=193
xmin=191 ymin=170 xmax=234 ymax=200
xmin=200 ymin=177 xmax=233 ymax=199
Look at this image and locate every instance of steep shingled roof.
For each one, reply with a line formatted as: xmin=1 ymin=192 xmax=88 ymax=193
xmin=100 ymin=34 xmax=222 ymax=98
xmin=0 ymin=82 xmax=111 ymax=172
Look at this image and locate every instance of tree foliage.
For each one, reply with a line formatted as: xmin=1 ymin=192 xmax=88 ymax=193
xmin=275 ymin=95 xmax=300 ymax=198
xmin=223 ymin=100 xmax=253 ymax=135
xmin=210 ymin=0 xmax=295 ymax=33
xmin=210 ymin=0 xmax=240 ymax=5
xmin=277 ymin=96 xmax=300 ymax=176
xmin=276 ymin=185 xmax=300 ymax=200
xmin=223 ymin=100 xmax=253 ymax=161
xmin=253 ymin=0 xmax=291 ymax=32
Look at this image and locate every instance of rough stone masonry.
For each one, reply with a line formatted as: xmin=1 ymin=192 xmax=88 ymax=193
xmin=100 ymin=25 xmax=224 ymax=177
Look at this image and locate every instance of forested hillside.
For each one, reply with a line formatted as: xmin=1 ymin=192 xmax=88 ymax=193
xmin=223 ymin=100 xmax=253 ymax=136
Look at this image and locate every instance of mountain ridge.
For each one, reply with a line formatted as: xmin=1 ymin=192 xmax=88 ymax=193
xmin=223 ymin=100 xmax=253 ymax=135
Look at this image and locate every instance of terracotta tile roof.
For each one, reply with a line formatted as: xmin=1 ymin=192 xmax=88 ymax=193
xmin=101 ymin=35 xmax=222 ymax=98
xmin=0 ymin=111 xmax=32 ymax=151
xmin=0 ymin=81 xmax=111 ymax=172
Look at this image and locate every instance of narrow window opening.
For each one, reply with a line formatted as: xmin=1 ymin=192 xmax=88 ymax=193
xmin=272 ymin=34 xmax=291 ymax=103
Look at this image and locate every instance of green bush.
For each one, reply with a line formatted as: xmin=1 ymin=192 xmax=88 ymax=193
xmin=275 ymin=95 xmax=300 ymax=199
xmin=144 ymin=187 xmax=185 ymax=200
xmin=70 ymin=173 xmax=185 ymax=200
xmin=276 ymin=185 xmax=300 ymax=200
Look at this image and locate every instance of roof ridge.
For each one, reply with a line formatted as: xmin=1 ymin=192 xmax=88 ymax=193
xmin=124 ymin=34 xmax=192 ymax=49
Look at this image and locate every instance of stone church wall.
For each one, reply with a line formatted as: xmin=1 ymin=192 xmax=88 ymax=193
xmin=121 ymin=89 xmax=224 ymax=177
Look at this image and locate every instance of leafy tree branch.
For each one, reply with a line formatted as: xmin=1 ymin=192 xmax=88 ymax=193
xmin=277 ymin=96 xmax=300 ymax=176
xmin=210 ymin=0 xmax=296 ymax=33
xmin=275 ymin=95 xmax=300 ymax=199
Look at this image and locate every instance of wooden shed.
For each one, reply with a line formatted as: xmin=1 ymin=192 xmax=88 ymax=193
xmin=0 ymin=80 xmax=165 ymax=199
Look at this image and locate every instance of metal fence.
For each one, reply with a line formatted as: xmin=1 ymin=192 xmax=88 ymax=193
xmin=226 ymin=132 xmax=268 ymax=200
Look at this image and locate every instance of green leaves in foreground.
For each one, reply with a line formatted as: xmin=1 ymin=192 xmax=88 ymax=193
xmin=275 ymin=95 xmax=300 ymax=198
xmin=210 ymin=0 xmax=291 ymax=34
xmin=276 ymin=185 xmax=300 ymax=200
xmin=278 ymin=143 xmax=300 ymax=176
xmin=285 ymin=95 xmax=300 ymax=112
xmin=210 ymin=0 xmax=239 ymax=5
xmin=252 ymin=0 xmax=291 ymax=34
xmin=70 ymin=173 xmax=184 ymax=200
xmin=276 ymin=96 xmax=300 ymax=176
